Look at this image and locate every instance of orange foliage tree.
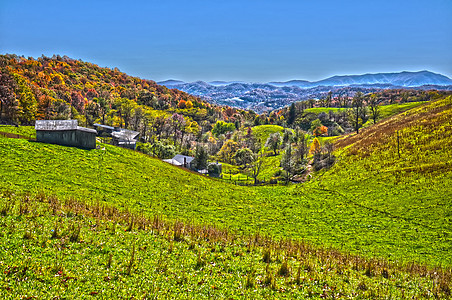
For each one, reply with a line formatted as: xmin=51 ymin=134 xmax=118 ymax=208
xmin=313 ymin=125 xmax=328 ymax=137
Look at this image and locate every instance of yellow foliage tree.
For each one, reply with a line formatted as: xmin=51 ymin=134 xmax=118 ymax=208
xmin=309 ymin=137 xmax=321 ymax=156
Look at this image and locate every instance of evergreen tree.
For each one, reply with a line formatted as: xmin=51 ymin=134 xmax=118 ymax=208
xmin=192 ymin=144 xmax=208 ymax=170
xmin=288 ymin=103 xmax=296 ymax=125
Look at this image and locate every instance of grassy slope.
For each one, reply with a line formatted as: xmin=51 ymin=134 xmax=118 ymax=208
xmin=304 ymin=101 xmax=425 ymax=118
xmin=320 ymin=96 xmax=452 ymax=264
xmin=1 ymin=97 xmax=451 ymax=267
xmin=0 ymin=125 xmax=36 ymax=139
xmin=1 ymin=195 xmax=448 ymax=299
xmin=363 ymin=101 xmax=426 ymax=127
xmin=251 ymin=125 xmax=285 ymax=145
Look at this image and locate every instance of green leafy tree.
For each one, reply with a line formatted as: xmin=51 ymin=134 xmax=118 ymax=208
xmin=287 ymin=103 xmax=296 ymax=125
xmin=211 ymin=121 xmax=236 ymax=137
xmin=295 ymin=133 xmax=309 ymax=162
xmin=325 ymin=91 xmax=332 ymax=107
xmin=265 ymin=132 xmax=282 ymax=155
xmin=121 ymin=98 xmax=136 ymax=129
xmin=192 ymin=144 xmax=208 ymax=170
xmin=150 ymin=140 xmax=176 ymax=159
xmin=282 ymin=129 xmax=293 ymax=144
xmin=234 ymin=148 xmax=254 ymax=168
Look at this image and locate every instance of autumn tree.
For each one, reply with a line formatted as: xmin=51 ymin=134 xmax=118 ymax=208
xmin=309 ymin=137 xmax=321 ymax=161
xmin=217 ymin=139 xmax=239 ymax=164
xmin=12 ymin=73 xmax=37 ymax=124
xmin=177 ymin=100 xmax=186 ymax=109
xmin=310 ymin=119 xmax=328 ymax=136
xmin=0 ymin=71 xmax=18 ymax=123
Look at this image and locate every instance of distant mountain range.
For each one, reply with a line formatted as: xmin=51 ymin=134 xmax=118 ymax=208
xmin=159 ymin=71 xmax=452 ymax=112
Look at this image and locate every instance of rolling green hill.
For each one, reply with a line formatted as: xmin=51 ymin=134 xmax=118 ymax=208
xmin=1 ymin=96 xmax=451 ymax=297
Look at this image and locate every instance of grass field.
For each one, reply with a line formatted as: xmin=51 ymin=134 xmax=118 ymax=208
xmin=363 ymin=101 xmax=426 ymax=127
xmin=303 ymin=101 xmax=425 ymax=119
xmin=250 ymin=125 xmax=285 ymax=145
xmin=0 ymin=125 xmax=36 ymax=139
xmin=1 ymin=194 xmax=449 ymax=298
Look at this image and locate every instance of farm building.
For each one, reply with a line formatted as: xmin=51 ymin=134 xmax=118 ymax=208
xmin=94 ymin=124 xmax=139 ymax=149
xmin=163 ymin=154 xmax=194 ymax=168
xmin=35 ymin=120 xmax=97 ymax=149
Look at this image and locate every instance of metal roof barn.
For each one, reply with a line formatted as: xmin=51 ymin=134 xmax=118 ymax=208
xmin=35 ymin=120 xmax=97 ymax=149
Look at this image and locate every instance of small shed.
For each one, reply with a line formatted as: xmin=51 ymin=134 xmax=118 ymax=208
xmin=164 ymin=154 xmax=194 ymax=168
xmin=162 ymin=158 xmax=183 ymax=166
xmin=94 ymin=124 xmax=116 ymax=136
xmin=94 ymin=124 xmax=139 ymax=149
xmin=111 ymin=129 xmax=139 ymax=149
xmin=35 ymin=120 xmax=97 ymax=149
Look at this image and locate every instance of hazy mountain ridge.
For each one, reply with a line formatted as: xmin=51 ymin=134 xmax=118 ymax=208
xmin=158 ymin=71 xmax=452 ymax=112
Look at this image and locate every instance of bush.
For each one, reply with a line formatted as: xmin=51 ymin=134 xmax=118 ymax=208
xmin=208 ymin=163 xmax=222 ymax=177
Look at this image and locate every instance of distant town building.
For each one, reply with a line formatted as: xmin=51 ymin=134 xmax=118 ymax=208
xmin=94 ymin=124 xmax=139 ymax=149
xmin=35 ymin=120 xmax=97 ymax=149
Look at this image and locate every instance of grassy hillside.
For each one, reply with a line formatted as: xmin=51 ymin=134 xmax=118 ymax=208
xmin=0 ymin=125 xmax=35 ymax=139
xmin=251 ymin=124 xmax=285 ymax=145
xmin=1 ymin=194 xmax=449 ymax=298
xmin=1 ymin=98 xmax=451 ymax=268
xmin=303 ymin=102 xmax=425 ymax=119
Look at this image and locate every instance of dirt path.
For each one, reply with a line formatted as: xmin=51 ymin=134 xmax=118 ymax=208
xmin=0 ymin=131 xmax=33 ymax=140
xmin=292 ymin=159 xmax=314 ymax=183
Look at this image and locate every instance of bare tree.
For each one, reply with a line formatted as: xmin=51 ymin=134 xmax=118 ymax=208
xmin=348 ymin=92 xmax=366 ymax=134
xmin=368 ymin=94 xmax=380 ymax=124
xmin=248 ymin=151 xmax=264 ymax=185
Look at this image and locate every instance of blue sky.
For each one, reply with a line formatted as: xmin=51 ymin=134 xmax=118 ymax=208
xmin=1 ymin=0 xmax=451 ymax=82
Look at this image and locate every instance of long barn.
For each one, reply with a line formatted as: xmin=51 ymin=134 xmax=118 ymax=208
xmin=35 ymin=120 xmax=97 ymax=149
